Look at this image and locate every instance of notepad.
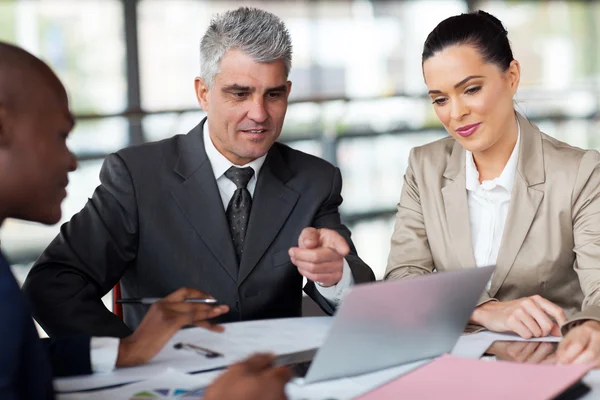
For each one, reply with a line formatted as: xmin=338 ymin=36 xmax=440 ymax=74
xmin=356 ymin=354 xmax=592 ymax=400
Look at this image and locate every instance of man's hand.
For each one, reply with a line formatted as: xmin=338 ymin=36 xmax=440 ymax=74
xmin=116 ymin=287 xmax=229 ymax=367
xmin=557 ymin=320 xmax=600 ymax=367
xmin=470 ymin=295 xmax=567 ymax=339
xmin=204 ymin=354 xmax=292 ymax=400
xmin=288 ymin=227 xmax=349 ymax=287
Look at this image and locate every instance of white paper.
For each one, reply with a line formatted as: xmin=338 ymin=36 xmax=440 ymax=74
xmin=54 ymin=316 xmax=332 ymax=393
xmin=57 ymin=368 xmax=221 ymax=400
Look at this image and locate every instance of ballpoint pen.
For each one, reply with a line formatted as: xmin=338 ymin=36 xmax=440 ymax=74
xmin=117 ymin=298 xmax=219 ymax=305
xmin=174 ymin=342 xmax=224 ymax=358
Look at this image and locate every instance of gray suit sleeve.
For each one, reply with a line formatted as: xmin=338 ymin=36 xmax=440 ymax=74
xmin=23 ymin=153 xmax=138 ymax=338
xmin=303 ymin=167 xmax=375 ymax=313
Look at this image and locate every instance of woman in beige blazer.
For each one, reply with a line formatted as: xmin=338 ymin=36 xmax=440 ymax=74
xmin=385 ymin=10 xmax=600 ymax=365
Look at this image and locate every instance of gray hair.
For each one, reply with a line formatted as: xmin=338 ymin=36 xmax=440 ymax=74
xmin=200 ymin=7 xmax=292 ymax=87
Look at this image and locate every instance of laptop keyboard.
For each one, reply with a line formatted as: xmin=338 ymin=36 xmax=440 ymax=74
xmin=274 ymin=348 xmax=318 ymax=378
xmin=289 ymin=360 xmax=312 ymax=377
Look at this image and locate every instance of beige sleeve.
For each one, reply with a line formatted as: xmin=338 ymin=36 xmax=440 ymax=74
xmin=563 ymin=150 xmax=600 ymax=334
xmin=384 ymin=148 xmax=436 ymax=281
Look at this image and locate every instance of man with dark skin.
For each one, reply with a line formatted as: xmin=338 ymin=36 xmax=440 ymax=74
xmin=0 ymin=41 xmax=291 ymax=400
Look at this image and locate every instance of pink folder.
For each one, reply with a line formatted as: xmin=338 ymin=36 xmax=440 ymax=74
xmin=356 ymin=354 xmax=591 ymax=400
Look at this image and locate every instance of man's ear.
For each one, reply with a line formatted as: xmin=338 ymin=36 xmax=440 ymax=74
xmin=0 ymin=104 xmax=12 ymax=148
xmin=194 ymin=77 xmax=210 ymax=112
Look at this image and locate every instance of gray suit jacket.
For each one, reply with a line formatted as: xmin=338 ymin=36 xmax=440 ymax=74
xmin=24 ymin=120 xmax=374 ymax=338
xmin=385 ymin=113 xmax=600 ymax=333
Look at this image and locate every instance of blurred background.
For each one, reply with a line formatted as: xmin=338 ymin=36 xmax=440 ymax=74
xmin=1 ymin=0 xmax=599 ymax=289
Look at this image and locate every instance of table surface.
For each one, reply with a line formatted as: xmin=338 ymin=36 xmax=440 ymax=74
xmin=56 ymin=317 xmax=600 ymax=399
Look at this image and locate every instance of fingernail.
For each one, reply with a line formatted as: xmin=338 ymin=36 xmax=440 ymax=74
xmin=289 ymin=249 xmax=294 ymax=257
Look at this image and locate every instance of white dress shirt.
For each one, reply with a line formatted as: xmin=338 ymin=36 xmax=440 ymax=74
xmin=89 ymin=337 xmax=120 ymax=373
xmin=465 ymin=121 xmax=521 ymax=291
xmin=203 ymin=124 xmax=353 ymax=305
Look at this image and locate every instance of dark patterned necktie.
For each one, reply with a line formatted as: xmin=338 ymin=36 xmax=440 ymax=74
xmin=224 ymin=166 xmax=255 ymax=263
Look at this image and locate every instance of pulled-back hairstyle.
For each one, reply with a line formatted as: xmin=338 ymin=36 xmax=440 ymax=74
xmin=422 ymin=10 xmax=514 ymax=71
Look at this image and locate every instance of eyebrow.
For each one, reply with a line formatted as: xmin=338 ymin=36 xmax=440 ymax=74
xmin=427 ymin=75 xmax=484 ymax=95
xmin=222 ymin=84 xmax=252 ymax=92
xmin=222 ymin=84 xmax=287 ymax=93
xmin=265 ymin=85 xmax=287 ymax=93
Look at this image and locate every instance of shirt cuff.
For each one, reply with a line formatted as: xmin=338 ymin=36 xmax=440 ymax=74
xmin=90 ymin=337 xmax=120 ymax=373
xmin=315 ymin=258 xmax=354 ymax=306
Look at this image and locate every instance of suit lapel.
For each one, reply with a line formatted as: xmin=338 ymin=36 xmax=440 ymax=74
xmin=170 ymin=120 xmax=239 ymax=282
xmin=489 ymin=114 xmax=545 ymax=296
xmin=442 ymin=140 xmax=477 ymax=269
xmin=238 ymin=145 xmax=299 ymax=285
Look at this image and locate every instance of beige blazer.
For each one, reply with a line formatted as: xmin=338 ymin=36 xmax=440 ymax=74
xmin=385 ymin=113 xmax=600 ymax=333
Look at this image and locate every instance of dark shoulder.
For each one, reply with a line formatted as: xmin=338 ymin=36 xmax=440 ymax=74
xmin=116 ymin=134 xmax=182 ymax=165
xmin=272 ymin=141 xmax=337 ymax=175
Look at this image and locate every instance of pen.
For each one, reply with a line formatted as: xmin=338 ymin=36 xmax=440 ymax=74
xmin=174 ymin=342 xmax=224 ymax=358
xmin=116 ymin=298 xmax=219 ymax=305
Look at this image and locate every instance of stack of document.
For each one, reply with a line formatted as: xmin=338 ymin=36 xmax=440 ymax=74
xmin=57 ymin=368 xmax=221 ymax=400
xmin=55 ymin=317 xmax=331 ymax=393
xmin=356 ymin=354 xmax=592 ymax=400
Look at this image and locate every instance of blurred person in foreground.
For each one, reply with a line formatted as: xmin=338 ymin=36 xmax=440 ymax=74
xmin=0 ymin=41 xmax=290 ymax=400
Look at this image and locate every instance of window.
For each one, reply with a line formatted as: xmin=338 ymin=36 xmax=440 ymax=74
xmin=1 ymin=0 xmax=598 ymax=282
xmin=0 ymin=0 xmax=127 ymax=265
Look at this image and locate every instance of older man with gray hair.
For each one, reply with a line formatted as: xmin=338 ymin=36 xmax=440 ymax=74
xmin=24 ymin=7 xmax=374 ymax=340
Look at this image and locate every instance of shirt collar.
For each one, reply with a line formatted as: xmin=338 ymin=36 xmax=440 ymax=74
xmin=203 ymin=122 xmax=267 ymax=180
xmin=465 ymin=118 xmax=521 ymax=192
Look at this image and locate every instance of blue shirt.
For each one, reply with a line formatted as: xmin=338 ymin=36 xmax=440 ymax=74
xmin=0 ymin=251 xmax=54 ymax=399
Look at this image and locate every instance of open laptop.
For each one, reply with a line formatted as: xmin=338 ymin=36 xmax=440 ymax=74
xmin=276 ymin=266 xmax=495 ymax=383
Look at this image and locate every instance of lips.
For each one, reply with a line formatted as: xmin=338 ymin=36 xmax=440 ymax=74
xmin=240 ymin=127 xmax=268 ymax=134
xmin=58 ymin=178 xmax=68 ymax=193
xmin=455 ymin=122 xmax=481 ymax=138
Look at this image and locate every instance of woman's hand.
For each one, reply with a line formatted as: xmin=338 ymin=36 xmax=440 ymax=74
xmin=470 ymin=295 xmax=567 ymax=338
xmin=557 ymin=321 xmax=600 ymax=367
